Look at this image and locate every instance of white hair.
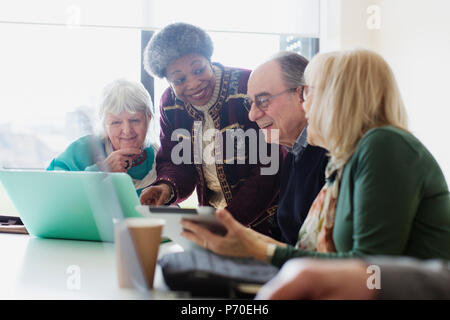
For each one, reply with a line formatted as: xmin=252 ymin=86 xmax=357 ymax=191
xmin=97 ymin=79 xmax=159 ymax=148
xmin=98 ymin=79 xmax=154 ymax=127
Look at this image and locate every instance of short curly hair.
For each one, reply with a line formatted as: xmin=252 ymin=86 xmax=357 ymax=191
xmin=143 ymin=22 xmax=214 ymax=78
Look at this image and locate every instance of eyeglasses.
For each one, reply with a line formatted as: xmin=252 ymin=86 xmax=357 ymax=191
xmin=302 ymin=85 xmax=310 ymax=102
xmin=244 ymin=87 xmax=298 ymax=112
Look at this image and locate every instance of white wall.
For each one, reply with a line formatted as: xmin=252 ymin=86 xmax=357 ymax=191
xmin=144 ymin=0 xmax=320 ymax=36
xmin=376 ymin=0 xmax=450 ymax=182
xmin=321 ymin=0 xmax=450 ymax=182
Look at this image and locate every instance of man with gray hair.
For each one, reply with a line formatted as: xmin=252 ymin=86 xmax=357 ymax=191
xmin=244 ymin=51 xmax=329 ymax=245
xmin=181 ymin=52 xmax=328 ymax=249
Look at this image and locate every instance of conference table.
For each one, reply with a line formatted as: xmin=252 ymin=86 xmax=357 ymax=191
xmin=0 ymin=232 xmax=189 ymax=299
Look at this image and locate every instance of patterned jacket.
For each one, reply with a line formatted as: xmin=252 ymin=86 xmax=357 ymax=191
xmin=154 ymin=63 xmax=284 ymax=235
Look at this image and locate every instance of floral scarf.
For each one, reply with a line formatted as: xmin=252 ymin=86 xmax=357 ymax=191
xmin=295 ymin=159 xmax=344 ymax=253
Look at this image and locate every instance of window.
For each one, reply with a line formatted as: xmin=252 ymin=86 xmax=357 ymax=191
xmin=0 ymin=24 xmax=141 ymax=169
xmin=0 ymin=0 xmax=320 ymax=214
xmin=151 ymin=31 xmax=319 ymax=138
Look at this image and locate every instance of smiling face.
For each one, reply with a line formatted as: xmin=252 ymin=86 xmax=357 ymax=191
xmin=247 ymin=61 xmax=306 ymax=147
xmin=105 ymin=111 xmax=150 ymax=151
xmin=165 ymin=53 xmax=216 ymax=106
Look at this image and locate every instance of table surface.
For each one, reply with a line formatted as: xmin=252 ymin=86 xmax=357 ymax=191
xmin=0 ymin=232 xmax=189 ymax=299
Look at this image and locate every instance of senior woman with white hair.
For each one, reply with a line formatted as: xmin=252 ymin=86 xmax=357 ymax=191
xmin=47 ymin=79 xmax=158 ymax=196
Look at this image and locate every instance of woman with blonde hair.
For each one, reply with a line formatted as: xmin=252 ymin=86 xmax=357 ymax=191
xmin=181 ymin=49 xmax=450 ymax=266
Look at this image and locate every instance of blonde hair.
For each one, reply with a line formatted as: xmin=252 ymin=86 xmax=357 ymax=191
xmin=304 ymin=49 xmax=408 ymax=167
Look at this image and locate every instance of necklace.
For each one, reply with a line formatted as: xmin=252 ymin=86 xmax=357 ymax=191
xmin=132 ymin=150 xmax=147 ymax=167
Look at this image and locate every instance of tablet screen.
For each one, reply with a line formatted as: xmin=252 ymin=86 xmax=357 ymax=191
xmin=147 ymin=207 xmax=198 ymax=214
xmin=135 ymin=205 xmax=224 ymax=249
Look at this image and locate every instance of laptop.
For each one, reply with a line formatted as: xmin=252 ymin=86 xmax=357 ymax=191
xmin=0 ymin=169 xmax=143 ymax=242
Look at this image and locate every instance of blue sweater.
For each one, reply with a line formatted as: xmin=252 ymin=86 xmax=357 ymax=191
xmin=47 ymin=135 xmax=156 ymax=196
xmin=276 ymin=145 xmax=328 ymax=245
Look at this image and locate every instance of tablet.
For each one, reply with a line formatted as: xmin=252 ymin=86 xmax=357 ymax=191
xmin=135 ymin=205 xmax=227 ymax=250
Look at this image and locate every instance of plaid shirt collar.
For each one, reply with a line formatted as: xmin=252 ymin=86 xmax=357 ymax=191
xmin=285 ymin=125 xmax=308 ymax=157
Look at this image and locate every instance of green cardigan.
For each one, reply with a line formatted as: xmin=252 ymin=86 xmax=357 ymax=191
xmin=272 ymin=126 xmax=450 ymax=267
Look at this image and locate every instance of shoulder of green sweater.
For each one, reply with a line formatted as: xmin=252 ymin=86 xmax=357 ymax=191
xmin=358 ymin=125 xmax=413 ymax=147
xmin=352 ymin=126 xmax=426 ymax=161
xmin=346 ymin=126 xmax=446 ymax=188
